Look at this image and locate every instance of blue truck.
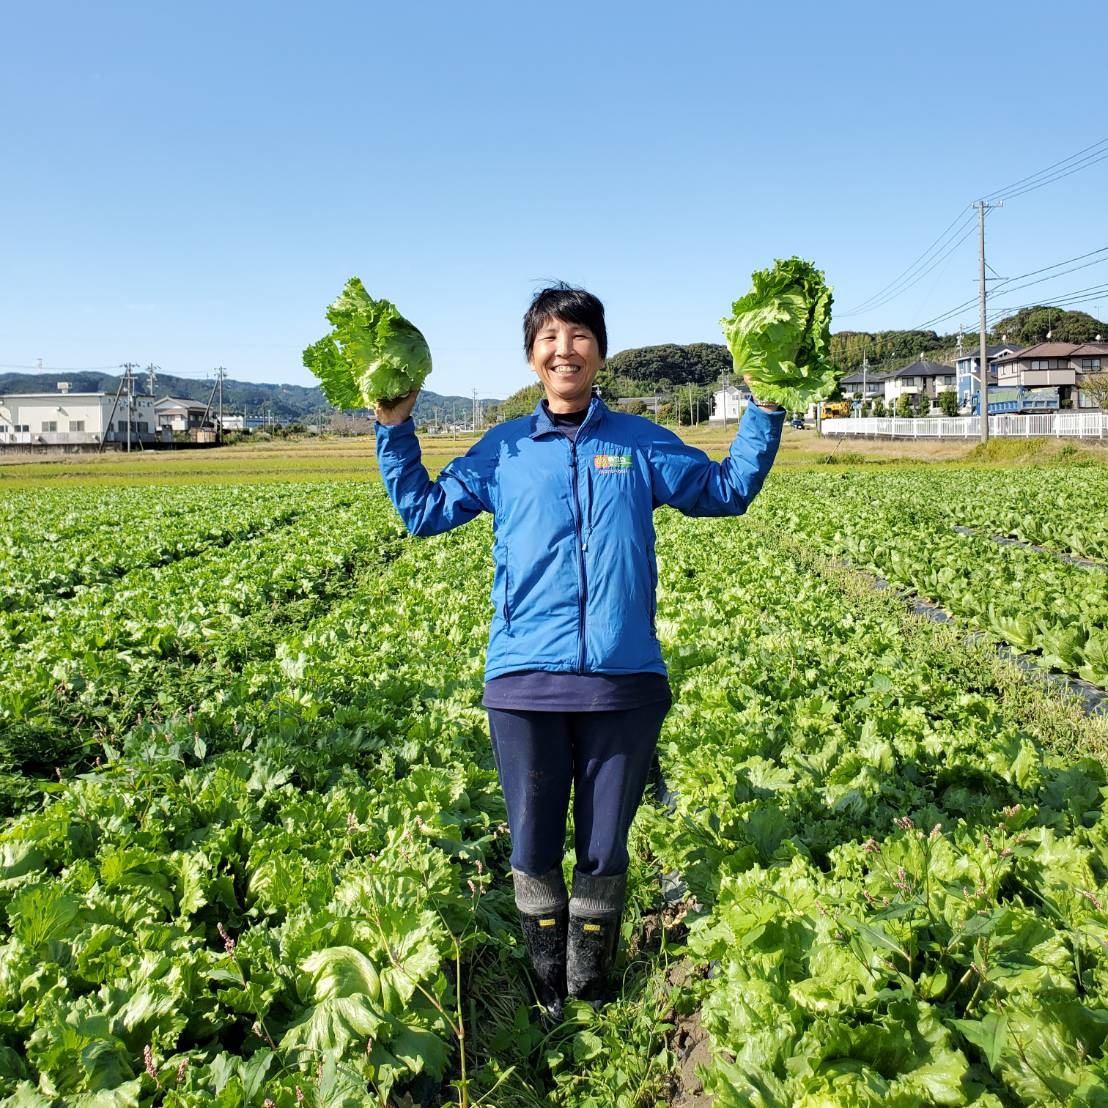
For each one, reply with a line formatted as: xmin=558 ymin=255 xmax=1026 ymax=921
xmin=970 ymin=387 xmax=1059 ymax=416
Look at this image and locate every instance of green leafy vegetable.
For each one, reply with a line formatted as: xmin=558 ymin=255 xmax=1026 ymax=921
xmin=721 ymin=256 xmax=837 ymax=411
xmin=303 ymin=277 xmax=432 ymax=407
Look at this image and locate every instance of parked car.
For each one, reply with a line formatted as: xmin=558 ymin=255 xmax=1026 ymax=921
xmin=789 ymin=416 xmax=806 ymax=430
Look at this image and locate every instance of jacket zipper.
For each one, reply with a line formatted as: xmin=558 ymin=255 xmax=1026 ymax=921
xmin=569 ymin=437 xmax=588 ymax=673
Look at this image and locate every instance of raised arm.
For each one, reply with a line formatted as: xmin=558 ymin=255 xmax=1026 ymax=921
xmin=646 ymin=401 xmax=784 ymax=517
xmin=374 ymin=393 xmax=493 ymax=536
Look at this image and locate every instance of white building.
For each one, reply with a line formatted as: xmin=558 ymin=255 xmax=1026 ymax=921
xmin=154 ymin=396 xmax=215 ymax=432
xmin=710 ymin=384 xmax=753 ymax=423
xmin=0 ymin=384 xmax=156 ymax=446
xmin=882 ymin=358 xmax=957 ymax=406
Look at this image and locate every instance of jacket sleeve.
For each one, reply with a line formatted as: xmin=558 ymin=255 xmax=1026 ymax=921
xmin=375 ymin=417 xmax=494 ymax=536
xmin=645 ymin=402 xmax=784 ymax=516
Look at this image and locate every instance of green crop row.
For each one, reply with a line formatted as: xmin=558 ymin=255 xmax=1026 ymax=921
xmin=640 ymin=508 xmax=1108 ymax=1105
xmin=0 ymin=496 xmax=511 ymax=1107
xmin=3 ymin=469 xmax=1108 ymax=1106
xmin=0 ymin=484 xmax=363 ymax=613
xmin=0 ymin=489 xmax=407 ymax=804
xmin=757 ymin=471 xmax=1108 ymax=687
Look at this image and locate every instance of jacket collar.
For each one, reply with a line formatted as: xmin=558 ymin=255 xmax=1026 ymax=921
xmin=529 ymin=393 xmax=606 ymax=439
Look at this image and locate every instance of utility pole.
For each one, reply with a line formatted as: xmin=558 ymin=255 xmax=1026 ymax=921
xmin=99 ymin=364 xmax=134 ymax=454
xmin=122 ymin=362 xmax=138 ymax=453
xmin=199 ymin=374 xmax=219 ymax=442
xmin=146 ymin=363 xmax=159 ymax=399
xmin=721 ymin=371 xmax=729 ymax=431
xmin=975 ymin=199 xmax=1003 ymax=444
xmin=214 ymin=367 xmax=226 ymax=444
xmin=472 ymin=389 xmax=478 ymax=433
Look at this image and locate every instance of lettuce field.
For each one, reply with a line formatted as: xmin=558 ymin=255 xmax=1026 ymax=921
xmin=1 ymin=460 xmax=1108 ymax=1107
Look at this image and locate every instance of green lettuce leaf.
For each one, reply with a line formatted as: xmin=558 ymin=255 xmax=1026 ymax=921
xmin=721 ymin=257 xmax=837 ymax=411
xmin=303 ymin=278 xmax=432 ymax=406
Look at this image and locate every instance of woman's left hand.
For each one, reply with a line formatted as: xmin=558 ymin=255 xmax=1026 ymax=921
xmin=744 ymin=376 xmax=783 ymax=411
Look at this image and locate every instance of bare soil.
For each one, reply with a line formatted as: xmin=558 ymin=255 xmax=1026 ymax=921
xmin=657 ymin=960 xmax=716 ymax=1108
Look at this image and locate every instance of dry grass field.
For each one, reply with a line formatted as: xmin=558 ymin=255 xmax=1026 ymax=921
xmin=1 ymin=422 xmax=1105 ymax=489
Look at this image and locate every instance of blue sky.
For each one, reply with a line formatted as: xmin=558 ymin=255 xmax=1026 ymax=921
xmin=2 ymin=0 xmax=1106 ymax=399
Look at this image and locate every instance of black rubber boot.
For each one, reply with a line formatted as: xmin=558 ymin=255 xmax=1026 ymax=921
xmin=513 ymin=867 xmax=568 ymax=1022
xmin=646 ymin=750 xmax=678 ymax=813
xmin=518 ymin=907 xmax=568 ymax=1020
xmin=566 ymin=870 xmax=626 ymax=1008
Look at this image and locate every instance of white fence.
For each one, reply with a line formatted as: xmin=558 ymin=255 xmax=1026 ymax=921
xmin=821 ymin=413 xmax=1108 ymax=439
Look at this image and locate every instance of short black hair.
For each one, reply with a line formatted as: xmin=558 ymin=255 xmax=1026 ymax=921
xmin=523 ymin=283 xmax=607 ymax=360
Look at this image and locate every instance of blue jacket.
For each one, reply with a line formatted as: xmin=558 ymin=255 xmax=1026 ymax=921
xmin=376 ymin=396 xmax=783 ymax=681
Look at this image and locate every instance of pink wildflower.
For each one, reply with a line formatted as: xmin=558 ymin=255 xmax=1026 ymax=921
xmin=217 ymin=922 xmax=236 ymax=956
xmin=144 ymin=1045 xmax=160 ymax=1086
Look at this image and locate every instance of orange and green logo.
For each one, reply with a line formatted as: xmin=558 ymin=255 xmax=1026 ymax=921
xmin=594 ymin=453 xmax=632 ymax=471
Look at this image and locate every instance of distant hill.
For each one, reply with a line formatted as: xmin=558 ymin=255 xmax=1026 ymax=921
xmin=989 ymin=306 xmax=1105 ymax=346
xmin=8 ymin=303 xmax=1099 ymax=426
xmin=0 ymin=370 xmax=498 ymax=425
xmin=833 ymin=307 xmax=1106 ymax=377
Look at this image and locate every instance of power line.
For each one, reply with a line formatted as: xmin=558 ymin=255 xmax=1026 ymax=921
xmin=991 ymin=246 xmax=1108 ymax=292
xmin=979 ymin=138 xmax=1108 ymax=203
xmin=0 ymin=362 xmax=125 ymax=372
xmin=838 ymin=209 xmax=975 ymax=316
xmin=1001 ymin=150 xmax=1108 ymax=202
xmin=986 ymin=281 xmax=1108 ymax=323
xmin=842 ymin=138 xmax=1108 ymax=321
xmin=986 ymin=256 xmax=1108 ymax=305
xmin=907 ymin=247 xmax=1108 ymax=333
xmin=856 ymin=219 xmax=979 ymax=317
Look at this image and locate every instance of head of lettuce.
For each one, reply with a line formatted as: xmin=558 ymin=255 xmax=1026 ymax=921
xmin=721 ymin=258 xmax=837 ymax=413
xmin=302 ymin=278 xmax=432 ymax=409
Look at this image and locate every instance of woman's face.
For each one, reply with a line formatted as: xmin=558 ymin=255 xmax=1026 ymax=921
xmin=528 ymin=316 xmax=603 ymax=413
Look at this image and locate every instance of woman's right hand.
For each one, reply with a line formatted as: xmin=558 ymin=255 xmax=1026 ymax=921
xmin=374 ymin=390 xmax=420 ymax=426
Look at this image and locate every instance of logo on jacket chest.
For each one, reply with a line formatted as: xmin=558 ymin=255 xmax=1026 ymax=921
xmin=593 ymin=452 xmax=632 ymax=471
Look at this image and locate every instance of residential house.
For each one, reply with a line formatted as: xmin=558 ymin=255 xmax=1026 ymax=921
xmin=709 ymin=384 xmax=753 ymax=423
xmin=839 ymin=369 xmax=886 ymax=403
xmin=955 ymin=343 xmax=1019 ymax=405
xmin=155 ymin=396 xmax=215 ymax=432
xmin=993 ymin=341 xmax=1108 ymax=408
xmin=883 ymin=358 xmax=957 ymax=407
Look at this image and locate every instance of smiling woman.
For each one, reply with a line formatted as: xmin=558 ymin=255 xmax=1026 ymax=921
xmin=523 ymin=285 xmax=606 ymax=413
xmin=373 ymin=282 xmax=785 ymax=1021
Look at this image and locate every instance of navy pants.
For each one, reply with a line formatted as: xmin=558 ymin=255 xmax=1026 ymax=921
xmin=487 ymin=701 xmax=670 ymax=877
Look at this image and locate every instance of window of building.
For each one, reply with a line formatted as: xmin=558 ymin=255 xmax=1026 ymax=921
xmin=136 ymin=422 xmax=149 ymax=433
xmin=41 ymin=420 xmax=57 ymax=433
xmin=1080 ymin=358 xmax=1102 ymax=370
xmin=68 ymin=420 xmax=84 ymax=432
